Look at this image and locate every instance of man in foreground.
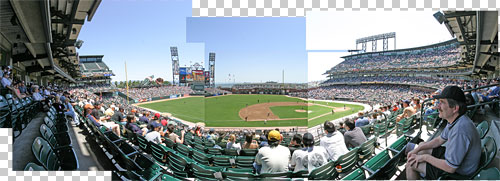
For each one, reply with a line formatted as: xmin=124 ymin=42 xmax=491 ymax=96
xmin=405 ymin=86 xmax=481 ymax=179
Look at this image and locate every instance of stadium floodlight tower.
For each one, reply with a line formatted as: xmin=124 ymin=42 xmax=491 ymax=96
xmin=170 ymin=47 xmax=180 ymax=86
xmin=356 ymin=32 xmax=396 ymax=53
xmin=209 ymin=53 xmax=215 ymax=88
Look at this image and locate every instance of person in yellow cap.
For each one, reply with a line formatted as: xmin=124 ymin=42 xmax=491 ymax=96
xmin=254 ymin=130 xmax=290 ymax=174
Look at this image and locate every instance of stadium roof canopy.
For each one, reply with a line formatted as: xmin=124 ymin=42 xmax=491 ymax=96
xmin=443 ymin=11 xmax=498 ymax=77
xmin=2 ymin=0 xmax=101 ymax=83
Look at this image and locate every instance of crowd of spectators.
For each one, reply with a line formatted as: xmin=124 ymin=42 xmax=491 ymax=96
xmin=331 ymin=44 xmax=460 ymax=72
xmin=308 ymin=84 xmax=431 ymax=106
xmin=119 ymin=86 xmax=194 ymax=100
xmin=205 ymin=87 xmax=232 ymax=95
xmin=321 ymin=76 xmax=463 ymax=90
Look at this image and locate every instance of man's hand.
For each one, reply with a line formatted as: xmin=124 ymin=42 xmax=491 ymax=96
xmin=408 ymin=154 xmax=427 ymax=168
xmin=407 ymin=148 xmax=419 ymax=160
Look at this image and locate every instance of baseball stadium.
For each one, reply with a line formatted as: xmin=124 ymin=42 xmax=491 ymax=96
xmin=2 ymin=1 xmax=499 ymax=180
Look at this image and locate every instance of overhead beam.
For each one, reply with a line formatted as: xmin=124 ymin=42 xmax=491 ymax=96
xmin=12 ymin=52 xmax=48 ymax=63
xmin=444 ymin=11 xmax=476 ymax=18
xmin=26 ymin=65 xmax=52 ymax=73
xmin=51 ymin=18 xmax=84 ymax=25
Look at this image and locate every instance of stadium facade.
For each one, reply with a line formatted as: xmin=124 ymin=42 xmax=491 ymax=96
xmin=77 ymin=55 xmax=114 ymax=86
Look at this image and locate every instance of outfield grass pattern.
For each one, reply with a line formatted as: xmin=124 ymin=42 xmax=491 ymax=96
xmin=269 ymin=106 xmax=307 ymax=119
xmin=138 ymin=95 xmax=364 ymax=128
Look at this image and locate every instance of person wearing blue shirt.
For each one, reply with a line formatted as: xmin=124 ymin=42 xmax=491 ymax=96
xmin=406 ymin=86 xmax=481 ymax=180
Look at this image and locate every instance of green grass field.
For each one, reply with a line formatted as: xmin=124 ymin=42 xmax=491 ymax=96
xmin=269 ymin=106 xmax=307 ymax=119
xmin=138 ymin=95 xmax=364 ymax=128
xmin=307 ymin=101 xmax=364 ymax=128
xmin=205 ymin=94 xmax=307 ymax=127
xmin=138 ymin=96 xmax=205 ymax=123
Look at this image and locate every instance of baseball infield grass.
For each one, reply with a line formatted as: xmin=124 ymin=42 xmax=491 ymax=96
xmin=307 ymin=101 xmax=364 ymax=128
xmin=205 ymin=94 xmax=307 ymax=127
xmin=138 ymin=95 xmax=364 ymax=128
xmin=139 ymin=96 xmax=205 ymax=123
xmin=269 ymin=106 xmax=307 ymax=119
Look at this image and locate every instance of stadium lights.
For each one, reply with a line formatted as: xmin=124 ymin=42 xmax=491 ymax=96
xmin=75 ymin=40 xmax=84 ymax=49
xmin=433 ymin=11 xmax=446 ymax=24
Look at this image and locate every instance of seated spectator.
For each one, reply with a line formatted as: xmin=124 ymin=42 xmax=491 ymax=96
xmin=32 ymin=86 xmax=44 ymax=101
xmin=343 ymin=118 xmax=367 ymax=148
xmin=355 ymin=112 xmax=370 ymax=127
xmin=320 ymin=121 xmax=348 ymax=161
xmin=166 ymin=124 xmax=184 ymax=144
xmin=226 ymin=134 xmax=241 ymax=151
xmin=125 ymin=114 xmax=147 ymax=136
xmin=290 ymin=133 xmax=329 ymax=173
xmin=111 ymin=107 xmax=126 ymax=125
xmin=406 ymin=86 xmax=481 ymax=179
xmin=397 ymin=100 xmax=416 ymax=122
xmin=255 ymin=130 xmax=291 ymax=174
xmin=288 ymin=134 xmax=303 ymax=155
xmin=145 ymin=122 xmax=162 ymax=144
xmin=139 ymin=112 xmax=150 ymax=124
xmin=206 ymin=128 xmax=218 ymax=144
xmin=242 ymin=133 xmax=259 ymax=149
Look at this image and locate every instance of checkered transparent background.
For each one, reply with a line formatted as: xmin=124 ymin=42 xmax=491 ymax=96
xmin=4 ymin=0 xmax=499 ymax=180
xmin=193 ymin=0 xmax=499 ymax=17
xmin=0 ymin=129 xmax=110 ymax=181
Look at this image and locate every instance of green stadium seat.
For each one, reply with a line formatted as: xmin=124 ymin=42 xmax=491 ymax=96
xmin=396 ymin=117 xmax=412 ymax=137
xmin=374 ymin=121 xmax=388 ymax=138
xmin=192 ymin=148 xmax=212 ymax=166
xmin=150 ymin=141 xmax=173 ymax=166
xmin=222 ymin=168 xmax=256 ymax=180
xmin=161 ymin=174 xmax=182 ymax=181
xmin=365 ymin=150 xmax=403 ymax=180
xmin=6 ymin=94 xmax=21 ymax=137
xmin=474 ymin=167 xmax=500 ymax=180
xmin=358 ymin=137 xmax=377 ymax=163
xmin=24 ymin=162 xmax=46 ymax=171
xmin=212 ymin=155 xmax=235 ymax=167
xmin=163 ymin=137 xmax=176 ymax=149
xmin=360 ymin=124 xmax=373 ymax=137
xmin=334 ymin=147 xmax=359 ymax=175
xmin=362 ymin=150 xmax=391 ymax=175
xmin=308 ymin=161 xmax=338 ymax=180
xmin=127 ymin=153 xmax=163 ymax=180
xmin=258 ymin=171 xmax=292 ymax=180
xmin=176 ymin=142 xmax=192 ymax=157
xmin=136 ymin=134 xmax=151 ymax=154
xmin=0 ymin=95 xmax=10 ymax=128
xmin=44 ymin=116 xmax=69 ymax=134
xmin=236 ymin=156 xmax=255 ymax=168
xmin=32 ymin=137 xmax=78 ymax=170
xmin=40 ymin=124 xmax=72 ymax=150
xmin=168 ymin=151 xmax=192 ymax=178
xmin=342 ymin=168 xmax=366 ymax=180
xmin=224 ymin=148 xmax=239 ymax=156
xmin=194 ymin=144 xmax=206 ymax=153
xmin=239 ymin=149 xmax=258 ymax=156
xmin=207 ymin=147 xmax=223 ymax=155
xmin=191 ymin=163 xmax=225 ymax=181
xmin=439 ymin=136 xmax=497 ymax=180
xmin=476 ymin=120 xmax=489 ymax=139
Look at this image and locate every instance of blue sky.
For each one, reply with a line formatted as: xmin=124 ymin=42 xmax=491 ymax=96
xmin=78 ymin=0 xmax=307 ymax=83
xmin=78 ymin=0 xmax=204 ymax=82
xmin=187 ymin=17 xmax=307 ymax=83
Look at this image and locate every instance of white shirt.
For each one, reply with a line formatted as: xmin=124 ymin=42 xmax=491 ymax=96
xmin=255 ymin=145 xmax=291 ymax=174
xmin=32 ymin=92 xmax=44 ymax=101
xmin=1 ymin=77 xmax=11 ymax=88
xmin=145 ymin=131 xmax=162 ymax=144
xmin=320 ymin=132 xmax=349 ymax=161
xmin=291 ymin=146 xmax=330 ymax=173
